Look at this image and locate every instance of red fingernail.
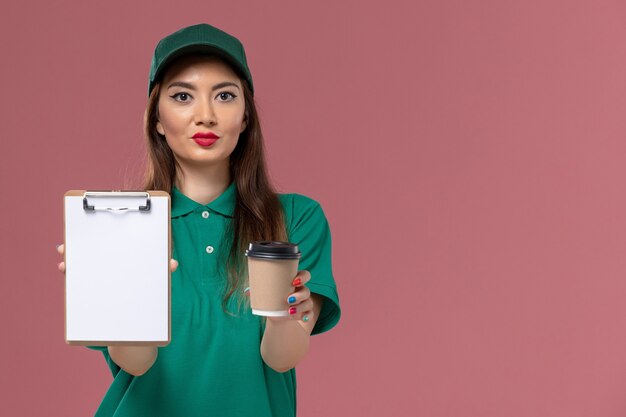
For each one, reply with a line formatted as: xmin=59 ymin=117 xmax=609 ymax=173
xmin=289 ymin=307 xmax=297 ymax=315
xmin=292 ymin=278 xmax=302 ymax=286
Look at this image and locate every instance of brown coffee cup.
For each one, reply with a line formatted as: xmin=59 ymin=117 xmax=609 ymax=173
xmin=245 ymin=241 xmax=302 ymax=316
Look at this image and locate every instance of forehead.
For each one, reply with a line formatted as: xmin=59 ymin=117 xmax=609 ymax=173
xmin=161 ymin=54 xmax=241 ymax=84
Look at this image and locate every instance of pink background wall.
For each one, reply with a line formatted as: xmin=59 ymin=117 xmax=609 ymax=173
xmin=3 ymin=0 xmax=626 ymax=415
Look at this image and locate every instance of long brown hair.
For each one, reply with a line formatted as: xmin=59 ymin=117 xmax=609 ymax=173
xmin=138 ymin=55 xmax=288 ymax=313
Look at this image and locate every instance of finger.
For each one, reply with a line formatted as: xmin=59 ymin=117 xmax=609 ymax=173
xmin=300 ymin=311 xmax=313 ymax=323
xmin=292 ymin=270 xmax=311 ymax=287
xmin=170 ymin=258 xmax=178 ymax=273
xmin=58 ymin=261 xmax=65 ymax=273
xmin=288 ymin=298 xmax=313 ymax=318
xmin=57 ymin=243 xmax=64 ymax=255
xmin=287 ymin=286 xmax=311 ymax=305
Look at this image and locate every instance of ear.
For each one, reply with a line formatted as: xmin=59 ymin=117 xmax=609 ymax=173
xmin=156 ymin=120 xmax=165 ymax=136
xmin=240 ymin=114 xmax=248 ymax=133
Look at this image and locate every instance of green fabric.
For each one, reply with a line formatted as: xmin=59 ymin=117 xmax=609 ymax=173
xmin=86 ymin=181 xmax=341 ymax=416
xmin=149 ymin=23 xmax=254 ymax=96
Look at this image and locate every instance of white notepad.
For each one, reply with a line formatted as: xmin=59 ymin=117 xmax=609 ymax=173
xmin=64 ymin=190 xmax=171 ymax=346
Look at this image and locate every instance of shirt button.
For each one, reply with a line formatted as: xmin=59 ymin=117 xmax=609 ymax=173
xmin=206 ymin=246 xmax=214 ymax=254
xmin=201 ymin=211 xmax=210 ymax=219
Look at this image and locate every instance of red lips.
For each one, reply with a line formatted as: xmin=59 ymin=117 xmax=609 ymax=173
xmin=193 ymin=132 xmax=219 ymax=139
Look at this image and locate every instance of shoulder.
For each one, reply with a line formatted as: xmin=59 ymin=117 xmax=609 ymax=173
xmin=277 ymin=192 xmax=326 ymax=233
xmin=278 ymin=192 xmax=321 ymax=212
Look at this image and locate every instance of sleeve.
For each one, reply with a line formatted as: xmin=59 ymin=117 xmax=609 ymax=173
xmin=287 ymin=194 xmax=341 ymax=335
xmin=85 ymin=345 xmax=122 ymax=377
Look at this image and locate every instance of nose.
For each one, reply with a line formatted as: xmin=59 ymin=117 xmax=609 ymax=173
xmin=195 ymin=98 xmax=217 ymax=126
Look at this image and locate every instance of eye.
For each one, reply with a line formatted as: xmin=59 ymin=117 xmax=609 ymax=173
xmin=216 ymin=91 xmax=236 ymax=102
xmin=171 ymin=92 xmax=191 ymax=102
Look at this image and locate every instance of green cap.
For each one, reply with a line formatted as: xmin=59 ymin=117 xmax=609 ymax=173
xmin=148 ymin=23 xmax=254 ymax=96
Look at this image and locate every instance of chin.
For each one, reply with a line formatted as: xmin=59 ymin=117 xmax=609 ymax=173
xmin=187 ymin=153 xmax=229 ymax=166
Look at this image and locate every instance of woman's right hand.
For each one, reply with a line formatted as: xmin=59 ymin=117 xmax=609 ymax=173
xmin=56 ymin=243 xmax=175 ymax=376
xmin=56 ymin=243 xmax=179 ymax=274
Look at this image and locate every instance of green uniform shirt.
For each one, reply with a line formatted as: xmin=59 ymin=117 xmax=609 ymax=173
xmin=86 ymin=181 xmax=341 ymax=417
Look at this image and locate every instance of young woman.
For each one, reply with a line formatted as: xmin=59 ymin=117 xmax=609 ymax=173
xmin=56 ymin=23 xmax=340 ymax=417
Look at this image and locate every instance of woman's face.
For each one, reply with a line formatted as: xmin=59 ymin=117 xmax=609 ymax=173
xmin=156 ymin=55 xmax=247 ymax=168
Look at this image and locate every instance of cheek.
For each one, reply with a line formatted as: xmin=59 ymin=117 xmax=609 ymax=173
xmin=224 ymin=110 xmax=246 ymax=135
xmin=158 ymin=113 xmax=175 ymax=132
xmin=157 ymin=102 xmax=188 ymax=134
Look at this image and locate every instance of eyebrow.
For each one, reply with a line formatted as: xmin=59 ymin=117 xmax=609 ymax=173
xmin=166 ymin=81 xmax=240 ymax=91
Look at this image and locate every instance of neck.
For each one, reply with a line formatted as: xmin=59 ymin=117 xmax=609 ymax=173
xmin=175 ymin=159 xmax=231 ymax=205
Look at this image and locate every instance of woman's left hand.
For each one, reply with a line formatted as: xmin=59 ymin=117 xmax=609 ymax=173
xmin=248 ymin=270 xmax=314 ymax=323
xmin=284 ymin=270 xmax=313 ymax=322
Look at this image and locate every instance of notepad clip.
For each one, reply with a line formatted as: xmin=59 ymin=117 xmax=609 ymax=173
xmin=83 ymin=191 xmax=151 ymax=212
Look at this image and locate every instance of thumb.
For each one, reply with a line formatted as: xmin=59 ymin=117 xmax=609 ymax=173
xmin=170 ymin=258 xmax=179 ymax=272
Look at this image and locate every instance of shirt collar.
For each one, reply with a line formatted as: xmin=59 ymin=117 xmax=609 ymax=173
xmin=171 ymin=181 xmax=237 ymax=218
